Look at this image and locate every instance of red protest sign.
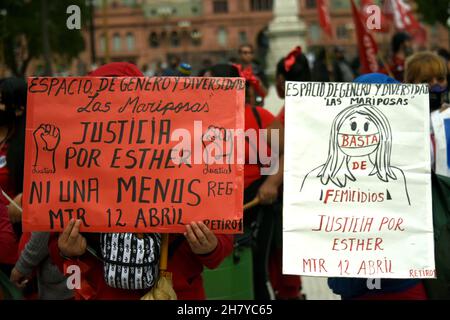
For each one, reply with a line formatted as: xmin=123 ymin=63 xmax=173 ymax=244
xmin=23 ymin=77 xmax=244 ymax=234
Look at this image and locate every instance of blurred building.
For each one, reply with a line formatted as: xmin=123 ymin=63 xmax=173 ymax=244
xmin=79 ymin=0 xmax=448 ymax=74
xmin=1 ymin=0 xmax=447 ymax=76
xmin=81 ymin=0 xmax=273 ymax=73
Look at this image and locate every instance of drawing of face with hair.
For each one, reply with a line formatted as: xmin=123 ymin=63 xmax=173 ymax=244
xmin=337 ymin=112 xmax=381 ymax=157
xmin=300 ymin=104 xmax=410 ymax=205
xmin=319 ymin=104 xmax=395 ymax=187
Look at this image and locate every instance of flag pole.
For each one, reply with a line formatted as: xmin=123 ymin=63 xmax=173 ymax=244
xmin=0 ymin=188 xmax=22 ymax=213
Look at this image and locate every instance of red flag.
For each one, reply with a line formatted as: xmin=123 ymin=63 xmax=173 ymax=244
xmin=351 ymin=0 xmax=379 ymax=74
xmin=317 ymin=0 xmax=333 ymax=38
xmin=360 ymin=0 xmax=390 ymax=33
xmin=413 ymin=25 xmax=428 ymax=47
xmin=391 ymin=0 xmax=420 ymax=30
xmin=387 ymin=0 xmax=427 ymax=46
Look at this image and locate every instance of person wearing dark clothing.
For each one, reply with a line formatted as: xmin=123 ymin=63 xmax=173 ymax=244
xmin=162 ymin=55 xmax=181 ymax=76
xmin=268 ymin=46 xmax=312 ymax=300
xmin=207 ymin=63 xmax=277 ymax=300
xmin=238 ymin=44 xmax=268 ymax=105
xmin=382 ymin=32 xmax=413 ymax=82
xmin=312 ymin=48 xmax=330 ymax=82
xmin=332 ymin=46 xmax=354 ymax=82
xmin=197 ymin=58 xmax=213 ymax=77
xmin=0 ymin=77 xmax=27 ymax=274
xmin=11 ymin=232 xmax=73 ymax=300
xmin=436 ymin=48 xmax=450 ymax=101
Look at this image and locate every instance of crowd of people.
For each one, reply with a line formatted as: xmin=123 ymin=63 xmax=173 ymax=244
xmin=0 ymin=30 xmax=449 ymax=300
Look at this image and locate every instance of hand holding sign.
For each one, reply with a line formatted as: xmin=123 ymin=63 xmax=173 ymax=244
xmin=33 ymin=124 xmax=61 ymax=173
xmin=58 ymin=219 xmax=87 ymax=258
xmin=10 ymin=268 xmax=29 ymax=289
xmin=257 ymin=180 xmax=279 ymax=204
xmin=184 ymin=222 xmax=218 ymax=255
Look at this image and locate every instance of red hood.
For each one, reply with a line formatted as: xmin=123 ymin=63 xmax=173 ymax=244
xmin=88 ymin=62 xmax=143 ymax=77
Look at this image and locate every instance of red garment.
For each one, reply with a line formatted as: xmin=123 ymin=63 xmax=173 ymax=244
xmin=239 ymin=66 xmax=267 ymax=98
xmin=167 ymin=234 xmax=234 ymax=300
xmin=88 ymin=62 xmax=143 ymax=77
xmin=48 ymin=233 xmax=233 ymax=300
xmin=46 ymin=62 xmax=144 ymax=299
xmin=270 ymin=107 xmax=303 ymax=299
xmin=381 ymin=56 xmax=405 ymax=83
xmin=0 ymin=143 xmax=15 ymax=206
xmin=276 ymin=106 xmax=285 ymax=127
xmin=269 ymin=247 xmax=302 ymax=299
xmin=0 ymin=204 xmax=18 ymax=265
xmin=244 ymin=105 xmax=275 ymax=189
xmin=0 ymin=143 xmax=19 ymax=266
xmin=46 ymin=62 xmax=234 ymax=300
xmin=48 ymin=234 xmax=145 ymax=300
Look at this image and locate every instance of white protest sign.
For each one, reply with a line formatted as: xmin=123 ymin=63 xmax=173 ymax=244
xmin=431 ymin=108 xmax=450 ymax=177
xmin=283 ymin=82 xmax=435 ymax=278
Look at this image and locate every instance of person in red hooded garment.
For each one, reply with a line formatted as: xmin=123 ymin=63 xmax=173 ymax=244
xmin=48 ymin=62 xmax=233 ymax=300
xmin=0 ymin=77 xmax=27 ymax=276
xmin=266 ymin=47 xmax=311 ymax=300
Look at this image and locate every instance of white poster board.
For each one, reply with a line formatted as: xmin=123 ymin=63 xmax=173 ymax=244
xmin=283 ymin=82 xmax=435 ymax=278
xmin=431 ymin=108 xmax=450 ymax=177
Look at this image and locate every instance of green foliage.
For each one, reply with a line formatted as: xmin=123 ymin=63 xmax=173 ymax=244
xmin=1 ymin=0 xmax=88 ymax=76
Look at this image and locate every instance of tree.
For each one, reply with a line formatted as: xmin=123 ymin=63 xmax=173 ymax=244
xmin=1 ymin=0 xmax=87 ymax=76
xmin=415 ymin=0 xmax=449 ymax=26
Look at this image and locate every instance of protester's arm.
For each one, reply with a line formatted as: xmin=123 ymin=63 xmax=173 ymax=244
xmin=7 ymin=194 xmax=22 ymax=224
xmin=241 ymin=68 xmax=268 ymax=98
xmin=257 ymin=69 xmax=269 ymax=89
xmin=11 ymin=232 xmax=50 ymax=287
xmin=440 ymin=103 xmax=449 ymax=112
xmin=48 ymin=219 xmax=87 ymax=273
xmin=58 ymin=219 xmax=87 ymax=257
xmin=255 ymin=76 xmax=268 ymax=98
xmin=184 ymin=222 xmax=233 ymax=269
xmin=14 ymin=232 xmax=49 ymax=275
xmin=257 ymin=118 xmax=285 ymax=204
xmin=197 ymin=234 xmax=234 ymax=270
xmin=267 ymin=118 xmax=284 ymax=155
xmin=254 ymin=67 xmax=268 ymax=97
xmin=257 ymin=154 xmax=284 ymax=204
xmin=48 ymin=234 xmax=66 ymax=273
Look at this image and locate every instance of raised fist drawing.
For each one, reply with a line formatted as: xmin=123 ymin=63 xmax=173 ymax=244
xmin=33 ymin=124 xmax=61 ymax=174
xmin=34 ymin=124 xmax=60 ymax=151
xmin=202 ymin=125 xmax=233 ymax=173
